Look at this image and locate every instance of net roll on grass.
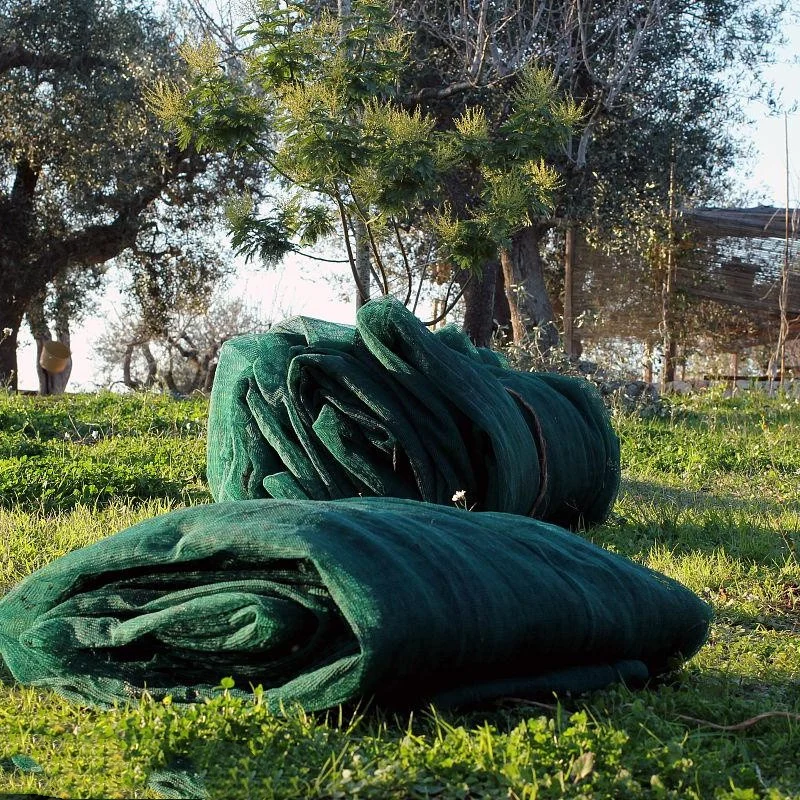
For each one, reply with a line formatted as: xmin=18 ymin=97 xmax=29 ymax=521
xmin=0 ymin=498 xmax=711 ymax=710
xmin=207 ymin=297 xmax=620 ymax=528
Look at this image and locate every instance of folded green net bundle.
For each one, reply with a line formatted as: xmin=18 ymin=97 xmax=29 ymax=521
xmin=207 ymin=297 xmax=619 ymax=528
xmin=0 ymin=498 xmax=711 ymax=710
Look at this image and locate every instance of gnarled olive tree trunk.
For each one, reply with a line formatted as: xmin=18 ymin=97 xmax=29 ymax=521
xmin=499 ymin=224 xmax=559 ymax=352
xmin=458 ymin=260 xmax=511 ymax=348
xmin=0 ymin=298 xmax=23 ymax=391
xmin=26 ymin=290 xmax=72 ymax=395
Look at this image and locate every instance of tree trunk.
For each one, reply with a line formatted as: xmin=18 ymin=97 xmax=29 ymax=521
xmin=0 ymin=306 xmax=22 ymax=391
xmin=353 ymin=218 xmax=371 ymax=309
xmin=642 ymin=339 xmax=654 ymax=383
xmin=51 ymin=286 xmax=73 ymax=393
xmin=460 ymin=260 xmax=499 ymax=347
xmin=458 ymin=260 xmax=512 ymax=347
xmin=662 ymin=337 xmax=677 ymax=386
xmin=27 ymin=291 xmax=72 ymax=395
xmin=499 ymin=225 xmax=559 ymax=351
xmin=563 ymin=223 xmax=576 ymax=357
xmin=122 ymin=344 xmax=140 ymax=390
xmin=660 ymin=159 xmax=677 ymax=391
xmin=338 ymin=0 xmax=371 ymax=312
xmin=492 ymin=266 xmax=511 ymax=340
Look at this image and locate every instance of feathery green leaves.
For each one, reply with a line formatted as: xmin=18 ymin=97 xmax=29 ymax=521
xmin=153 ymin=0 xmax=580 ymax=286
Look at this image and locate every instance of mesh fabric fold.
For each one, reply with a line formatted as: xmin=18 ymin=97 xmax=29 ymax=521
xmin=0 ymin=498 xmax=711 ymax=710
xmin=207 ymin=297 xmax=620 ymax=528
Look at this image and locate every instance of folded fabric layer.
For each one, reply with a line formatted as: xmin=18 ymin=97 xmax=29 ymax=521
xmin=0 ymin=498 xmax=711 ymax=709
xmin=207 ymin=297 xmax=620 ymax=528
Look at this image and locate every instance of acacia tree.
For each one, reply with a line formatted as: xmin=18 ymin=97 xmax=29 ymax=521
xmin=153 ymin=1 xmax=580 ymax=326
xmin=0 ymin=0 xmax=256 ymax=391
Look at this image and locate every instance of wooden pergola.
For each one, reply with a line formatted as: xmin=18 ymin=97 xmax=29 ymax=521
xmin=566 ymin=205 xmax=800 ymax=374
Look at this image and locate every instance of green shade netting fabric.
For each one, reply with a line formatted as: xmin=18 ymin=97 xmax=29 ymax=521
xmin=0 ymin=498 xmax=711 ymax=710
xmin=207 ymin=297 xmax=620 ymax=528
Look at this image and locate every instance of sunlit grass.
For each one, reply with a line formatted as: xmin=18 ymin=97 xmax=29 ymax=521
xmin=1 ymin=388 xmax=800 ymax=798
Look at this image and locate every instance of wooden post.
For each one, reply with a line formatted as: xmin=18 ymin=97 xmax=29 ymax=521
xmin=660 ymin=154 xmax=676 ymax=391
xmin=563 ymin=223 xmax=576 ymax=357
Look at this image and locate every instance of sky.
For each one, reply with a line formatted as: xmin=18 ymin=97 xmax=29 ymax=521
xmin=13 ymin=14 xmax=800 ymax=391
xmin=735 ymin=17 xmax=800 ymax=206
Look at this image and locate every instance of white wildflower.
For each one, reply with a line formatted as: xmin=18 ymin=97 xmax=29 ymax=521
xmin=452 ymin=490 xmax=466 ymax=503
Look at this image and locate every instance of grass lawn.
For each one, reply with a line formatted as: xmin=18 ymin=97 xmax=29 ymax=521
xmin=0 ymin=388 xmax=799 ymax=799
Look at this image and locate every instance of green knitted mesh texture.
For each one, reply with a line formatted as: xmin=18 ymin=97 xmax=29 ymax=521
xmin=0 ymin=498 xmax=711 ymax=710
xmin=206 ymin=298 xmax=620 ymax=528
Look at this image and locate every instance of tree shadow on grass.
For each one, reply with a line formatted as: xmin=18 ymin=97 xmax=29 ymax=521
xmin=620 ymin=477 xmax=800 ymax=517
xmin=589 ymin=477 xmax=800 ymax=565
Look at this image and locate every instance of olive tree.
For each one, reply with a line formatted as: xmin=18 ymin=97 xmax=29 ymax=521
xmin=0 ymin=0 xmax=256 ymax=391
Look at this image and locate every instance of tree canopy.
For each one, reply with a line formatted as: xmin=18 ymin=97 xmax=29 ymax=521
xmin=153 ymin=0 xmax=581 ymax=328
xmin=157 ymin=0 xmax=782 ymax=355
xmin=394 ymin=0 xmax=783 ymax=348
xmin=0 ymin=0 xmax=254 ymax=390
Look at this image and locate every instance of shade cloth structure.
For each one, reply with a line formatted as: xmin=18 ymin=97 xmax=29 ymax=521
xmin=207 ymin=298 xmax=620 ymax=528
xmin=0 ymin=498 xmax=711 ymax=710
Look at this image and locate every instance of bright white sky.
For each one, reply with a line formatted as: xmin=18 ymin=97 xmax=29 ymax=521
xmin=736 ymin=18 xmax=800 ymax=206
xmin=14 ymin=16 xmax=800 ymax=391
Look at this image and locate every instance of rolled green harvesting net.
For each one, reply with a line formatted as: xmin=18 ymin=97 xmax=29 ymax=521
xmin=0 ymin=498 xmax=711 ymax=710
xmin=207 ymin=297 xmax=620 ymax=528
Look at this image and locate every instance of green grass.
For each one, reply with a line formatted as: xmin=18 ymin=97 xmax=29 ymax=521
xmin=0 ymin=391 xmax=210 ymax=513
xmin=1 ymin=388 xmax=800 ymax=798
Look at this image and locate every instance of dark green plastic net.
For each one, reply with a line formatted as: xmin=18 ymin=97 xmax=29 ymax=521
xmin=0 ymin=498 xmax=711 ymax=710
xmin=207 ymin=298 xmax=620 ymax=528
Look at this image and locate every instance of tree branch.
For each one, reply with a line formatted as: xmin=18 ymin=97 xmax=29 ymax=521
xmin=332 ymin=185 xmax=370 ymax=304
xmin=392 ymin=218 xmax=414 ymax=306
xmin=26 ymin=143 xmax=206 ymax=290
xmin=0 ymin=43 xmax=114 ymax=75
xmin=421 ymin=273 xmax=470 ymax=326
xmin=407 ymin=79 xmax=476 ymax=103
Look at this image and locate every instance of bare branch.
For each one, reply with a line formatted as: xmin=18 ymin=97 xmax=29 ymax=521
xmin=421 ymin=272 xmax=471 ymax=326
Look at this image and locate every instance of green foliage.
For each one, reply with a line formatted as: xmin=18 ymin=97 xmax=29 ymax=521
xmin=2 ymin=389 xmax=800 ymax=798
xmin=153 ymin=1 xmax=580 ymax=282
xmin=224 ymin=193 xmax=297 ymax=264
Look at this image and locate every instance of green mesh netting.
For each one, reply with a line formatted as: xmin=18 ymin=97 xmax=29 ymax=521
xmin=207 ymin=297 xmax=620 ymax=528
xmin=0 ymin=498 xmax=711 ymax=710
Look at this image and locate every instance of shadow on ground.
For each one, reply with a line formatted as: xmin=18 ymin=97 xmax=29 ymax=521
xmin=587 ymin=478 xmax=800 ymax=566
